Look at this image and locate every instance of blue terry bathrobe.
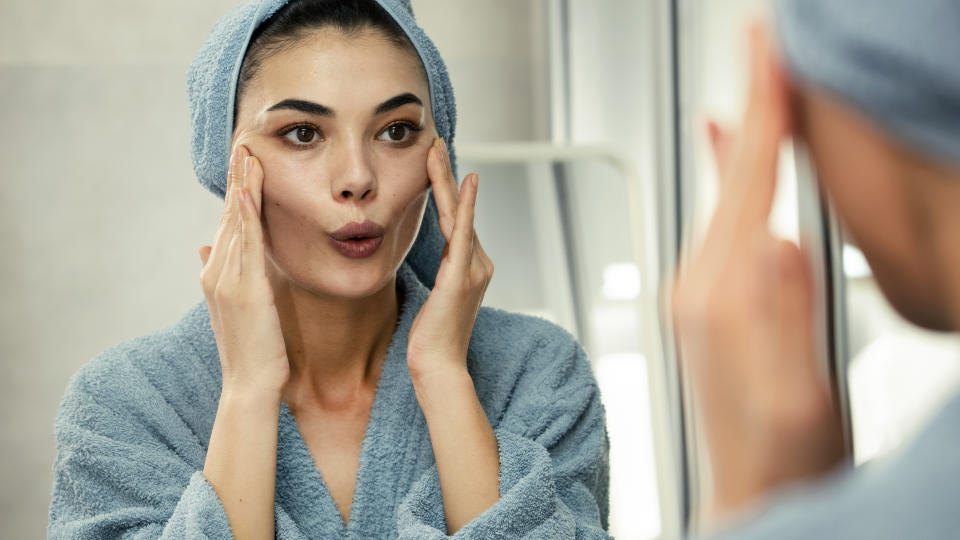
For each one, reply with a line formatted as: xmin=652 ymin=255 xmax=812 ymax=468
xmin=48 ymin=3 xmax=611 ymax=536
xmin=48 ymin=265 xmax=610 ymax=538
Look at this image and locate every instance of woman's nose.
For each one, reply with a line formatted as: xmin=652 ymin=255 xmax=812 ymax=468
xmin=331 ymin=143 xmax=377 ymax=202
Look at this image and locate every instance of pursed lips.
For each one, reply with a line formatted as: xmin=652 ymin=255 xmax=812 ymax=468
xmin=327 ymin=220 xmax=386 ymax=259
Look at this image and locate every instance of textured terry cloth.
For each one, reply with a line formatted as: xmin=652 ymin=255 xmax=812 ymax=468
xmin=702 ymin=389 xmax=960 ymax=540
xmin=776 ymin=0 xmax=960 ymax=168
xmin=48 ymin=264 xmax=612 ymax=539
xmin=186 ymin=0 xmax=456 ymax=288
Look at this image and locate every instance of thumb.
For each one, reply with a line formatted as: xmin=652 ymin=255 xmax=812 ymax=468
xmin=198 ymin=246 xmax=212 ymax=267
xmin=707 ymin=119 xmax=736 ymax=186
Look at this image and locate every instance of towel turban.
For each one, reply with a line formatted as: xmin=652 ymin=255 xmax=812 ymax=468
xmin=776 ymin=0 xmax=960 ymax=168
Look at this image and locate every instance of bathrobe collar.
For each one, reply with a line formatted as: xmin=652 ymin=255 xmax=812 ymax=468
xmin=273 ymin=263 xmax=432 ymax=536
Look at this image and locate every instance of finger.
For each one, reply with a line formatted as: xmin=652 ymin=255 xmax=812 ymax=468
xmin=207 ymin=189 xmax=243 ymax=277
xmin=448 ymin=173 xmax=478 ymax=269
xmin=722 ymin=22 xmax=789 ymax=231
xmin=228 ymin=145 xmax=247 ymax=199
xmin=712 ymin=21 xmax=787 ymax=237
xmin=222 ymin=214 xmax=243 ymax=283
xmin=198 ymin=246 xmax=212 ymax=266
xmin=427 ymin=138 xmax=457 ymax=240
xmin=243 ymin=154 xmax=264 ymax=216
xmin=238 ymin=187 xmax=267 ymax=278
xmin=198 ymin=243 xmax=221 ymax=337
xmin=216 ymin=146 xmax=242 ymax=229
xmin=773 ymin=240 xmax=815 ymax=351
xmin=438 ymin=138 xmax=459 ymax=195
xmin=707 ymin=119 xmax=736 ymax=182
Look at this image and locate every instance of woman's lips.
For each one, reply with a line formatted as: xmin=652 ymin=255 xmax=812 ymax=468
xmin=328 ymin=220 xmax=386 ymax=259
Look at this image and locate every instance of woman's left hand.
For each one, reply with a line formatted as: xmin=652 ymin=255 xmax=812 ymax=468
xmin=406 ymin=138 xmax=500 ymax=533
xmin=407 ymin=138 xmax=494 ymax=381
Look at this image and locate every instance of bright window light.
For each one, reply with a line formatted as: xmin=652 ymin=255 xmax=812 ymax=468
xmin=602 ymin=263 xmax=642 ymax=300
xmin=844 ymin=245 xmax=872 ymax=279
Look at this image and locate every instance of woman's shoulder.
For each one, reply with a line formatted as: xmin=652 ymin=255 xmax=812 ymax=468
xmin=472 ymin=306 xmax=581 ymax=356
xmin=60 ymin=301 xmax=220 ymax=418
xmin=468 ymin=306 xmax=595 ymax=397
xmin=52 ymin=303 xmax=220 ymax=501
xmin=466 ymin=307 xmax=606 ymax=442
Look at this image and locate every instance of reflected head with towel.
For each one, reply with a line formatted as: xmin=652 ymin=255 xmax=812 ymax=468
xmin=675 ymin=0 xmax=960 ymax=538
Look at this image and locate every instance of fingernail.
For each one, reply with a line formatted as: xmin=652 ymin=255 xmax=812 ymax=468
xmin=244 ymin=156 xmax=253 ymax=175
xmin=472 ymin=174 xmax=479 ymax=188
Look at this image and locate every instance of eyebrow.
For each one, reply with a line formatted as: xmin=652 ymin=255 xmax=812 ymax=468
xmin=266 ymin=99 xmax=333 ymax=116
xmin=374 ymin=92 xmax=423 ymax=115
xmin=265 ymin=93 xmax=423 ymax=118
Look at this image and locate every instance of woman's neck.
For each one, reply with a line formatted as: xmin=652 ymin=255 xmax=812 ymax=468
xmin=268 ymin=266 xmax=399 ymax=408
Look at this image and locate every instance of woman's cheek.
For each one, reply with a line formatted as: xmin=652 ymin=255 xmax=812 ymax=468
xmin=385 ymin=148 xmax=430 ymax=198
xmin=258 ymin=165 xmax=316 ymax=252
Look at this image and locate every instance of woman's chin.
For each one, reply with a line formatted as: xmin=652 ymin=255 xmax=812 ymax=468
xmin=303 ymin=260 xmax=397 ymax=300
xmin=267 ymin=246 xmax=403 ymax=301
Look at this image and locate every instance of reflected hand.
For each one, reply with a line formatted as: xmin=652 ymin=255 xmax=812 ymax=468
xmin=199 ymin=145 xmax=289 ymax=399
xmin=407 ymin=138 xmax=494 ymax=380
xmin=671 ymin=23 xmax=844 ymax=521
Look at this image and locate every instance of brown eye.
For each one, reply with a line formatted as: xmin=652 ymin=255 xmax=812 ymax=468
xmin=388 ymin=124 xmax=406 ymax=141
xmin=296 ymin=126 xmax=315 ymax=143
xmin=377 ymin=123 xmax=413 ymax=142
xmin=282 ymin=125 xmax=320 ymax=146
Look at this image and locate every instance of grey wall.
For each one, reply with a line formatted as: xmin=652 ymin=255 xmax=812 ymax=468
xmin=0 ymin=1 xmax=547 ymax=537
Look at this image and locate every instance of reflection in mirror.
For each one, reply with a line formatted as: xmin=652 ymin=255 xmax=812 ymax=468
xmin=676 ymin=0 xmax=960 ymax=535
xmin=844 ymin=244 xmax=960 ymax=465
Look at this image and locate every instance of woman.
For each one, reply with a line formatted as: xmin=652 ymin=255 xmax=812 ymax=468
xmin=47 ymin=1 xmax=610 ymax=538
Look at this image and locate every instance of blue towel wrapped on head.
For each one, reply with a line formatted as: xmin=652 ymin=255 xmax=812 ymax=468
xmin=776 ymin=0 xmax=960 ymax=168
xmin=48 ymin=0 xmax=612 ymax=538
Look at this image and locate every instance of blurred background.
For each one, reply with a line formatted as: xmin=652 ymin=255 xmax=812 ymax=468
xmin=2 ymin=1 xmax=959 ymax=539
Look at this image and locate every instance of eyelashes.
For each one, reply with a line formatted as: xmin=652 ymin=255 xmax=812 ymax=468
xmin=376 ymin=121 xmax=424 ymax=146
xmin=277 ymin=120 xmax=424 ymax=150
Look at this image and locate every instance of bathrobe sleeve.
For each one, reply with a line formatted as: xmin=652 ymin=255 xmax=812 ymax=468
xmin=48 ymin=355 xmax=234 ymax=539
xmin=397 ymin=331 xmax=612 ymax=539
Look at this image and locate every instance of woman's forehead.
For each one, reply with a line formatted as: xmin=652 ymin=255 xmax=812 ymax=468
xmin=248 ymin=28 xmax=430 ymax=113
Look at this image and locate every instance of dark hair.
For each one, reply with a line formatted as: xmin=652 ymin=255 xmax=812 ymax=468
xmin=235 ymin=0 xmax=419 ymax=123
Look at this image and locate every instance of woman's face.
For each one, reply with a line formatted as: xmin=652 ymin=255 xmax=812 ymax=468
xmin=232 ymin=27 xmax=436 ymax=299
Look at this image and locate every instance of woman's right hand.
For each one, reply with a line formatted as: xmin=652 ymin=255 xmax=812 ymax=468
xmin=671 ymin=24 xmax=844 ymax=522
xmin=199 ymin=145 xmax=289 ymax=399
